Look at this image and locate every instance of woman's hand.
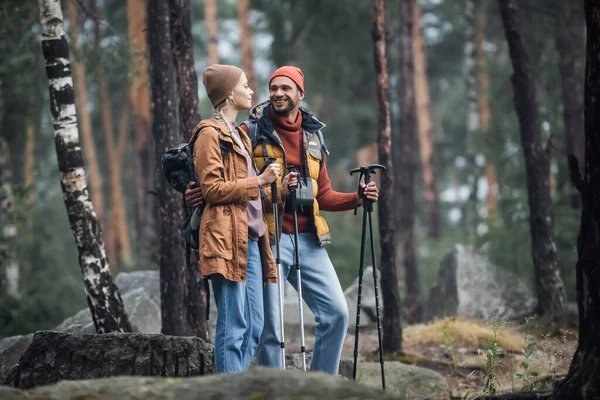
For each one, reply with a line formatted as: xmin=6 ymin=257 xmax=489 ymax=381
xmin=280 ymin=172 xmax=299 ymax=197
xmin=258 ymin=163 xmax=281 ymax=186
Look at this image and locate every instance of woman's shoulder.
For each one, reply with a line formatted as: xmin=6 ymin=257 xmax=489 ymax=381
xmin=190 ymin=118 xmax=225 ymax=142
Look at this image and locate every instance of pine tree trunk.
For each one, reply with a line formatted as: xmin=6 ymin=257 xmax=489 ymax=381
xmin=38 ymin=0 xmax=132 ymax=333
xmin=238 ymin=0 xmax=258 ymax=98
xmin=127 ymin=0 xmax=155 ymax=261
xmin=551 ymin=3 xmax=600 ymax=398
xmin=475 ymin=0 xmax=499 ymax=222
xmin=412 ymin=3 xmax=440 ymax=240
xmin=555 ymin=2 xmax=583 ymax=210
xmin=0 ymin=135 xmax=19 ymax=298
xmin=371 ymin=0 xmax=402 ymax=353
xmin=114 ymin=99 xmax=132 ymax=265
xmin=148 ymin=0 xmax=187 ymax=336
xmin=205 ymin=0 xmax=219 ymax=65
xmin=24 ymin=72 xmax=36 ymax=205
xmin=168 ymin=0 xmax=209 ymax=341
xmin=397 ymin=0 xmax=420 ymax=323
xmin=66 ymin=0 xmax=104 ymax=227
xmin=93 ymin=0 xmax=131 ymax=268
xmin=498 ymin=0 xmax=566 ymax=323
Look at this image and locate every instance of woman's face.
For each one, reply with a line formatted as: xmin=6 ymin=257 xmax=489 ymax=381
xmin=230 ymin=72 xmax=253 ymax=110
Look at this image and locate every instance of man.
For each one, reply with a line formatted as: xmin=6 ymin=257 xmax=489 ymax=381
xmin=186 ymin=66 xmax=378 ymax=375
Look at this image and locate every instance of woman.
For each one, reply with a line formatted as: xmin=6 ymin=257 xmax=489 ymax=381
xmin=191 ymin=64 xmax=279 ymax=373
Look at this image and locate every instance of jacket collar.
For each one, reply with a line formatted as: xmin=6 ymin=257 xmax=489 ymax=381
xmin=249 ymin=100 xmax=326 ymax=134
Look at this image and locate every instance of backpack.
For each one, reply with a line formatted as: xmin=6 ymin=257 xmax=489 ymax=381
xmin=162 ymin=135 xmax=232 ymax=250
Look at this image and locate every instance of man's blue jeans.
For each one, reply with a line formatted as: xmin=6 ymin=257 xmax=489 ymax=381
xmin=212 ymin=240 xmax=264 ymax=373
xmin=255 ymin=232 xmax=349 ymax=374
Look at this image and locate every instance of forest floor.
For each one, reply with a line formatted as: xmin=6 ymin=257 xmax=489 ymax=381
xmin=287 ymin=315 xmax=577 ymax=399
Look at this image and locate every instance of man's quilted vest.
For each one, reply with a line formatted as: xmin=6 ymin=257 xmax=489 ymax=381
xmin=245 ymin=101 xmax=332 ymax=246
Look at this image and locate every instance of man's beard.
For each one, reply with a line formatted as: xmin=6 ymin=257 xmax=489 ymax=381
xmin=271 ymin=97 xmax=296 ymax=116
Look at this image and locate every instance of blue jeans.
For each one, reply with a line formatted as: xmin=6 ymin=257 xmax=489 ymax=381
xmin=255 ymin=232 xmax=349 ymax=374
xmin=212 ymin=240 xmax=264 ymax=373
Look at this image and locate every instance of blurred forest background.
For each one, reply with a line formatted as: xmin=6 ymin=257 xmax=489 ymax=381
xmin=0 ymin=0 xmax=583 ymax=337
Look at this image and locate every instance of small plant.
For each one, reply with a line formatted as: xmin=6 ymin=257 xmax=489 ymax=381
xmin=482 ymin=320 xmax=504 ymax=395
xmin=512 ymin=316 xmax=538 ymax=391
xmin=443 ymin=323 xmax=458 ymax=378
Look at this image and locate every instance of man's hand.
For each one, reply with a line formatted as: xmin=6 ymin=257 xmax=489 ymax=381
xmin=281 ymin=171 xmax=299 ymax=197
xmin=360 ymin=181 xmax=379 ymax=202
xmin=185 ymin=181 xmax=204 ymax=207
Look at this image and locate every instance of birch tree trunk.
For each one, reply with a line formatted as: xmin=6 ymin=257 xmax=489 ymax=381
xmin=205 ymin=0 xmax=219 ymax=65
xmin=148 ymin=0 xmax=187 ymax=336
xmin=238 ymin=0 xmax=258 ymax=97
xmin=38 ymin=0 xmax=132 ymax=333
xmin=412 ymin=3 xmax=440 ymax=240
xmin=372 ymin=0 xmax=402 ymax=353
xmin=498 ymin=0 xmax=566 ymax=322
xmin=65 ymin=0 xmax=104 ymax=227
xmin=169 ymin=0 xmax=209 ymax=341
xmin=397 ymin=0 xmax=420 ymax=323
xmin=0 ymin=134 xmax=19 ymax=298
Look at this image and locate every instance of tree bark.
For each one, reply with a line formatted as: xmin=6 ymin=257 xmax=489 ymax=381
xmin=205 ymin=0 xmax=219 ymax=65
xmin=498 ymin=0 xmax=566 ymax=322
xmin=551 ymin=1 xmax=600 ymax=398
xmin=92 ymin=0 xmax=131 ymax=268
xmin=371 ymin=0 xmax=402 ymax=353
xmin=38 ymin=0 xmax=132 ymax=333
xmin=168 ymin=0 xmax=209 ymax=341
xmin=475 ymin=0 xmax=499 ymax=222
xmin=148 ymin=0 xmax=187 ymax=336
xmin=127 ymin=0 xmax=155 ymax=260
xmin=397 ymin=0 xmax=420 ymax=323
xmin=412 ymin=3 xmax=440 ymax=240
xmin=238 ymin=0 xmax=258 ymax=98
xmin=65 ymin=0 xmax=104 ymax=227
xmin=555 ymin=1 xmax=583 ymax=209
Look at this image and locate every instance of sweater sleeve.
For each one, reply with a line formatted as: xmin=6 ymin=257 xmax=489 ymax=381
xmin=316 ymin=154 xmax=359 ymax=212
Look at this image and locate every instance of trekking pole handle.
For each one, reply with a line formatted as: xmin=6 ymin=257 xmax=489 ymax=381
xmin=261 ymin=157 xmax=278 ymax=203
xmin=349 ymin=164 xmax=386 ymax=214
xmin=287 ymin=165 xmax=299 ymax=192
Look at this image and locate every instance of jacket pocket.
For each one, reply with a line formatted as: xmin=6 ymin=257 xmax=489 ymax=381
xmin=202 ymin=215 xmax=233 ymax=260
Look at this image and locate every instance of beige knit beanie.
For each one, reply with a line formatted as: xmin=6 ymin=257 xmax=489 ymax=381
xmin=202 ymin=64 xmax=243 ymax=108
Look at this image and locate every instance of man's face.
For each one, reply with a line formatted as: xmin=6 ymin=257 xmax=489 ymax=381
xmin=269 ymin=76 xmax=304 ymax=116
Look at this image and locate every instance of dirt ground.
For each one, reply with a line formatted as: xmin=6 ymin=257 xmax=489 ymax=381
xmin=287 ymin=316 xmax=577 ymax=399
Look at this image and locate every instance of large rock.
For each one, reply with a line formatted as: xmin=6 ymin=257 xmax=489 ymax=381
xmin=424 ymin=244 xmax=537 ymax=321
xmin=115 ymin=270 xmax=217 ymax=339
xmin=54 ymin=288 xmax=161 ymax=334
xmin=115 ymin=270 xmax=161 ymax=305
xmin=344 ymin=266 xmax=382 ymax=331
xmin=0 ymin=367 xmax=409 ymax=400
xmin=0 ymin=334 xmax=33 ymax=383
xmin=342 ymin=361 xmax=449 ymax=400
xmin=6 ymin=331 xmax=214 ymax=388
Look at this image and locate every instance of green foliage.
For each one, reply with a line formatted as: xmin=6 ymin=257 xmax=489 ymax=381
xmin=482 ymin=321 xmax=504 ymax=395
xmin=511 ymin=316 xmax=539 ymax=391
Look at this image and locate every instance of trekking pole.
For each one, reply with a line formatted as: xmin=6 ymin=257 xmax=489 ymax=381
xmin=264 ymin=157 xmax=287 ymax=370
xmin=349 ymin=163 xmax=386 ymax=390
xmin=287 ymin=165 xmax=307 ymax=371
